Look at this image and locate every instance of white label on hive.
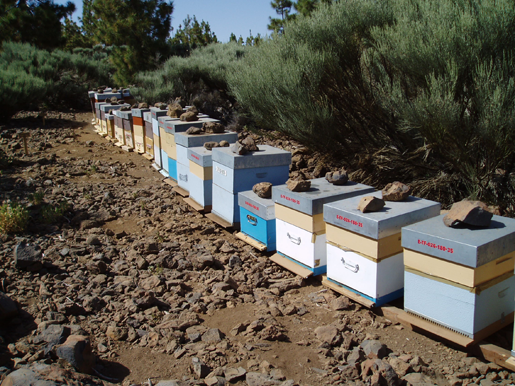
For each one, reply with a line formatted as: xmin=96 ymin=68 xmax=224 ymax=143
xmin=215 ymin=166 xmax=227 ymax=176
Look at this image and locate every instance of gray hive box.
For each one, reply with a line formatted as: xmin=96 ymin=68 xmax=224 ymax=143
xmin=164 ymin=119 xmax=219 ymax=134
xmin=213 ymin=145 xmax=291 ymax=170
xmin=150 ymin=107 xmax=168 ymax=120
xmin=132 ymin=108 xmax=150 ymax=118
xmin=273 ymin=177 xmax=375 ymax=216
xmin=159 ymin=116 xmax=179 ymax=128
xmin=117 ymin=110 xmax=132 ymax=120
xmin=188 ymin=146 xmax=213 ymax=167
xmin=94 ymin=91 xmax=122 ymax=101
xmin=143 ymin=111 xmax=152 ymax=123
xmin=175 ymin=131 xmax=238 ymax=148
xmin=402 ymin=214 xmax=515 ymax=268
xmin=238 ymin=190 xmax=275 ymax=221
xmin=324 ymin=192 xmax=441 ymax=239
xmin=99 ymin=103 xmax=129 ymax=114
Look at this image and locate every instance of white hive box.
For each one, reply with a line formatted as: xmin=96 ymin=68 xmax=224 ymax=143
xmin=175 ymin=131 xmax=237 ymax=194
xmin=187 ymin=146 xmax=214 ymax=210
xmin=143 ymin=112 xmax=154 ymax=159
xmin=150 ymin=107 xmax=168 ymax=171
xmin=113 ymin=110 xmax=126 ymax=146
xmin=402 ymin=214 xmax=515 ymax=340
xmin=117 ymin=110 xmax=134 ymax=150
xmin=209 ymin=145 xmax=291 ymax=227
xmin=323 ymin=192 xmax=440 ymax=306
xmin=272 ymin=178 xmax=375 ymax=276
xmin=163 ymin=119 xmax=208 ymax=181
xmin=132 ymin=108 xmax=150 ymax=154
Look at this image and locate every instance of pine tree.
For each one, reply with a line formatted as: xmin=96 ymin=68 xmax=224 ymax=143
xmin=82 ymin=0 xmax=174 ymax=84
xmin=0 ymin=0 xmax=75 ymax=49
xmin=169 ymin=15 xmax=218 ymax=56
xmin=268 ymin=0 xmax=295 ymax=33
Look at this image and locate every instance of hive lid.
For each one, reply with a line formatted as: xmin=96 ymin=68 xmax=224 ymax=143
xmin=99 ymin=104 xmax=129 ymax=113
xmin=150 ymin=107 xmax=168 ymax=120
xmin=324 ymin=191 xmax=440 ymax=239
xmin=238 ymin=190 xmax=275 ymax=220
xmin=188 ymin=146 xmax=213 ymax=167
xmin=272 ymin=177 xmax=375 ymax=216
xmin=117 ymin=110 xmax=132 ymax=120
xmin=175 ymin=131 xmax=238 ymax=148
xmin=158 ymin=116 xmax=179 ymax=128
xmin=402 ymin=214 xmax=515 ymax=268
xmin=132 ymin=108 xmax=150 ymax=118
xmin=212 ymin=145 xmax=291 ymax=170
xmin=164 ymin=119 xmax=218 ymax=134
xmin=94 ymin=92 xmax=122 ymax=101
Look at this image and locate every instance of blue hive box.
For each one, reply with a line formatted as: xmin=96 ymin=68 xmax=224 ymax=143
xmin=402 ymin=214 xmax=515 ymax=340
xmin=175 ymin=131 xmax=237 ymax=194
xmin=187 ymin=146 xmax=214 ymax=210
xmin=238 ymin=189 xmax=277 ymax=251
xmin=209 ymin=145 xmax=291 ymax=227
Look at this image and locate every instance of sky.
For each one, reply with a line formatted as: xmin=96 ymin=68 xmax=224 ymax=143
xmin=55 ymin=0 xmax=277 ymax=43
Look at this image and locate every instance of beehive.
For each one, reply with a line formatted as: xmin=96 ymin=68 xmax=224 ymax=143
xmin=143 ymin=112 xmax=154 ymax=159
xmin=324 ymin=192 xmax=440 ymax=305
xmin=238 ymin=189 xmax=277 ymax=251
xmin=187 ymin=146 xmax=214 ymax=211
xmin=402 ymin=214 xmax=515 ymax=339
xmin=132 ymin=108 xmax=150 ymax=154
xmin=210 ymin=145 xmax=291 ymax=227
xmin=150 ymin=107 xmax=168 ymax=171
xmin=272 ymin=178 xmax=374 ymax=276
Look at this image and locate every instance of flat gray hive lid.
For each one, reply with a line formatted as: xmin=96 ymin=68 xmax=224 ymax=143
xmin=188 ymin=146 xmax=213 ymax=167
xmin=175 ymin=131 xmax=238 ymax=148
xmin=132 ymin=108 xmax=150 ymax=118
xmin=238 ymin=190 xmax=275 ymax=220
xmin=158 ymin=116 xmax=179 ymax=128
xmin=94 ymin=92 xmax=122 ymax=100
xmin=402 ymin=214 xmax=515 ymax=267
xmin=324 ymin=191 xmax=441 ymax=239
xmin=272 ymin=177 xmax=375 ymax=216
xmin=99 ymin=104 xmax=128 ymax=113
xmin=164 ymin=119 xmax=206 ymax=134
xmin=150 ymin=107 xmax=168 ymax=119
xmin=212 ymin=145 xmax=291 ymax=170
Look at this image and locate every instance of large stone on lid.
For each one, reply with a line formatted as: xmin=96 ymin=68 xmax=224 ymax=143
xmin=443 ymin=200 xmax=493 ymax=228
xmin=382 ymin=181 xmax=411 ymax=201
xmin=180 ymin=111 xmax=198 ymax=122
xmin=154 ymin=102 xmax=167 ymax=110
xmin=325 ymin=169 xmax=349 ymax=185
xmin=186 ymin=127 xmax=203 ymax=135
xmin=203 ymin=122 xmax=225 ymax=134
xmin=253 ymin=182 xmax=272 ymax=198
xmin=138 ymin=102 xmax=148 ymax=109
xmin=167 ymin=103 xmax=183 ymax=118
xmin=358 ymin=196 xmax=385 ymax=213
xmin=286 ymin=179 xmax=311 ymax=192
xmin=204 ymin=142 xmax=219 ymax=150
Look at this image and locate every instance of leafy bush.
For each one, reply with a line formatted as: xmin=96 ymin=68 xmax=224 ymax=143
xmin=228 ymin=0 xmax=515 ymax=209
xmin=40 ymin=200 xmax=70 ymax=224
xmin=0 ymin=42 xmax=114 ymax=117
xmin=0 ymin=202 xmax=30 ymax=234
xmin=133 ymin=42 xmax=248 ymax=105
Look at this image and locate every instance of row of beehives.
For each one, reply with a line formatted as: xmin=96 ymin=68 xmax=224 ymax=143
xmin=89 ymin=89 xmax=515 ymax=343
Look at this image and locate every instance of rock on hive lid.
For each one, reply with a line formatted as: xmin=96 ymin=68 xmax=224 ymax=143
xmin=273 ymin=177 xmax=375 ymax=216
xmin=324 ymin=191 xmax=440 ymax=239
xmin=238 ymin=190 xmax=275 ymax=220
xmin=402 ymin=214 xmax=515 ymax=267
xmin=212 ymin=145 xmax=291 ymax=170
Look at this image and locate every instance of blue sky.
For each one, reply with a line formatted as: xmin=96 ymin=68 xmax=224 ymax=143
xmin=56 ymin=0 xmax=278 ymax=42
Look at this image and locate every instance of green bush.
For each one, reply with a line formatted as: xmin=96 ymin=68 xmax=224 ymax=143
xmin=40 ymin=200 xmax=70 ymax=224
xmin=0 ymin=202 xmax=30 ymax=234
xmin=228 ymin=0 xmax=515 ymax=209
xmin=133 ymin=42 xmax=248 ymax=104
xmin=0 ymin=42 xmax=114 ymax=117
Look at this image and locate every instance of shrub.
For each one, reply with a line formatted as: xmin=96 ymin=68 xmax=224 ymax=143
xmin=0 ymin=42 xmax=114 ymax=117
xmin=133 ymin=42 xmax=248 ymax=105
xmin=0 ymin=202 xmax=30 ymax=234
xmin=40 ymin=200 xmax=70 ymax=224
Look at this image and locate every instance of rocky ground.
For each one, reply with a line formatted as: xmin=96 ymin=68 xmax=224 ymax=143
xmin=0 ymin=111 xmax=514 ymax=386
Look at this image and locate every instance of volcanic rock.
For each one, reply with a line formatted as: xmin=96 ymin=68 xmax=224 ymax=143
xmin=154 ymin=102 xmax=167 ymax=110
xmin=14 ymin=242 xmax=43 ymax=272
xmin=167 ymin=103 xmax=183 ymax=118
xmin=180 ymin=111 xmax=198 ymax=122
xmin=219 ymin=140 xmax=229 ymax=147
xmin=253 ymin=182 xmax=272 ymax=198
xmin=203 ymin=122 xmax=225 ymax=134
xmin=0 ymin=292 xmax=18 ymax=320
xmin=56 ymin=335 xmax=95 ymax=374
xmin=138 ymin=102 xmax=148 ymax=109
xmin=358 ymin=196 xmax=385 ymax=213
xmin=186 ymin=127 xmax=203 ymax=135
xmin=325 ymin=169 xmax=349 ymax=185
xmin=382 ymin=181 xmax=411 ymax=201
xmin=286 ymin=179 xmax=311 ymax=192
xmin=204 ymin=142 xmax=219 ymax=150
xmin=443 ymin=200 xmax=493 ymax=228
